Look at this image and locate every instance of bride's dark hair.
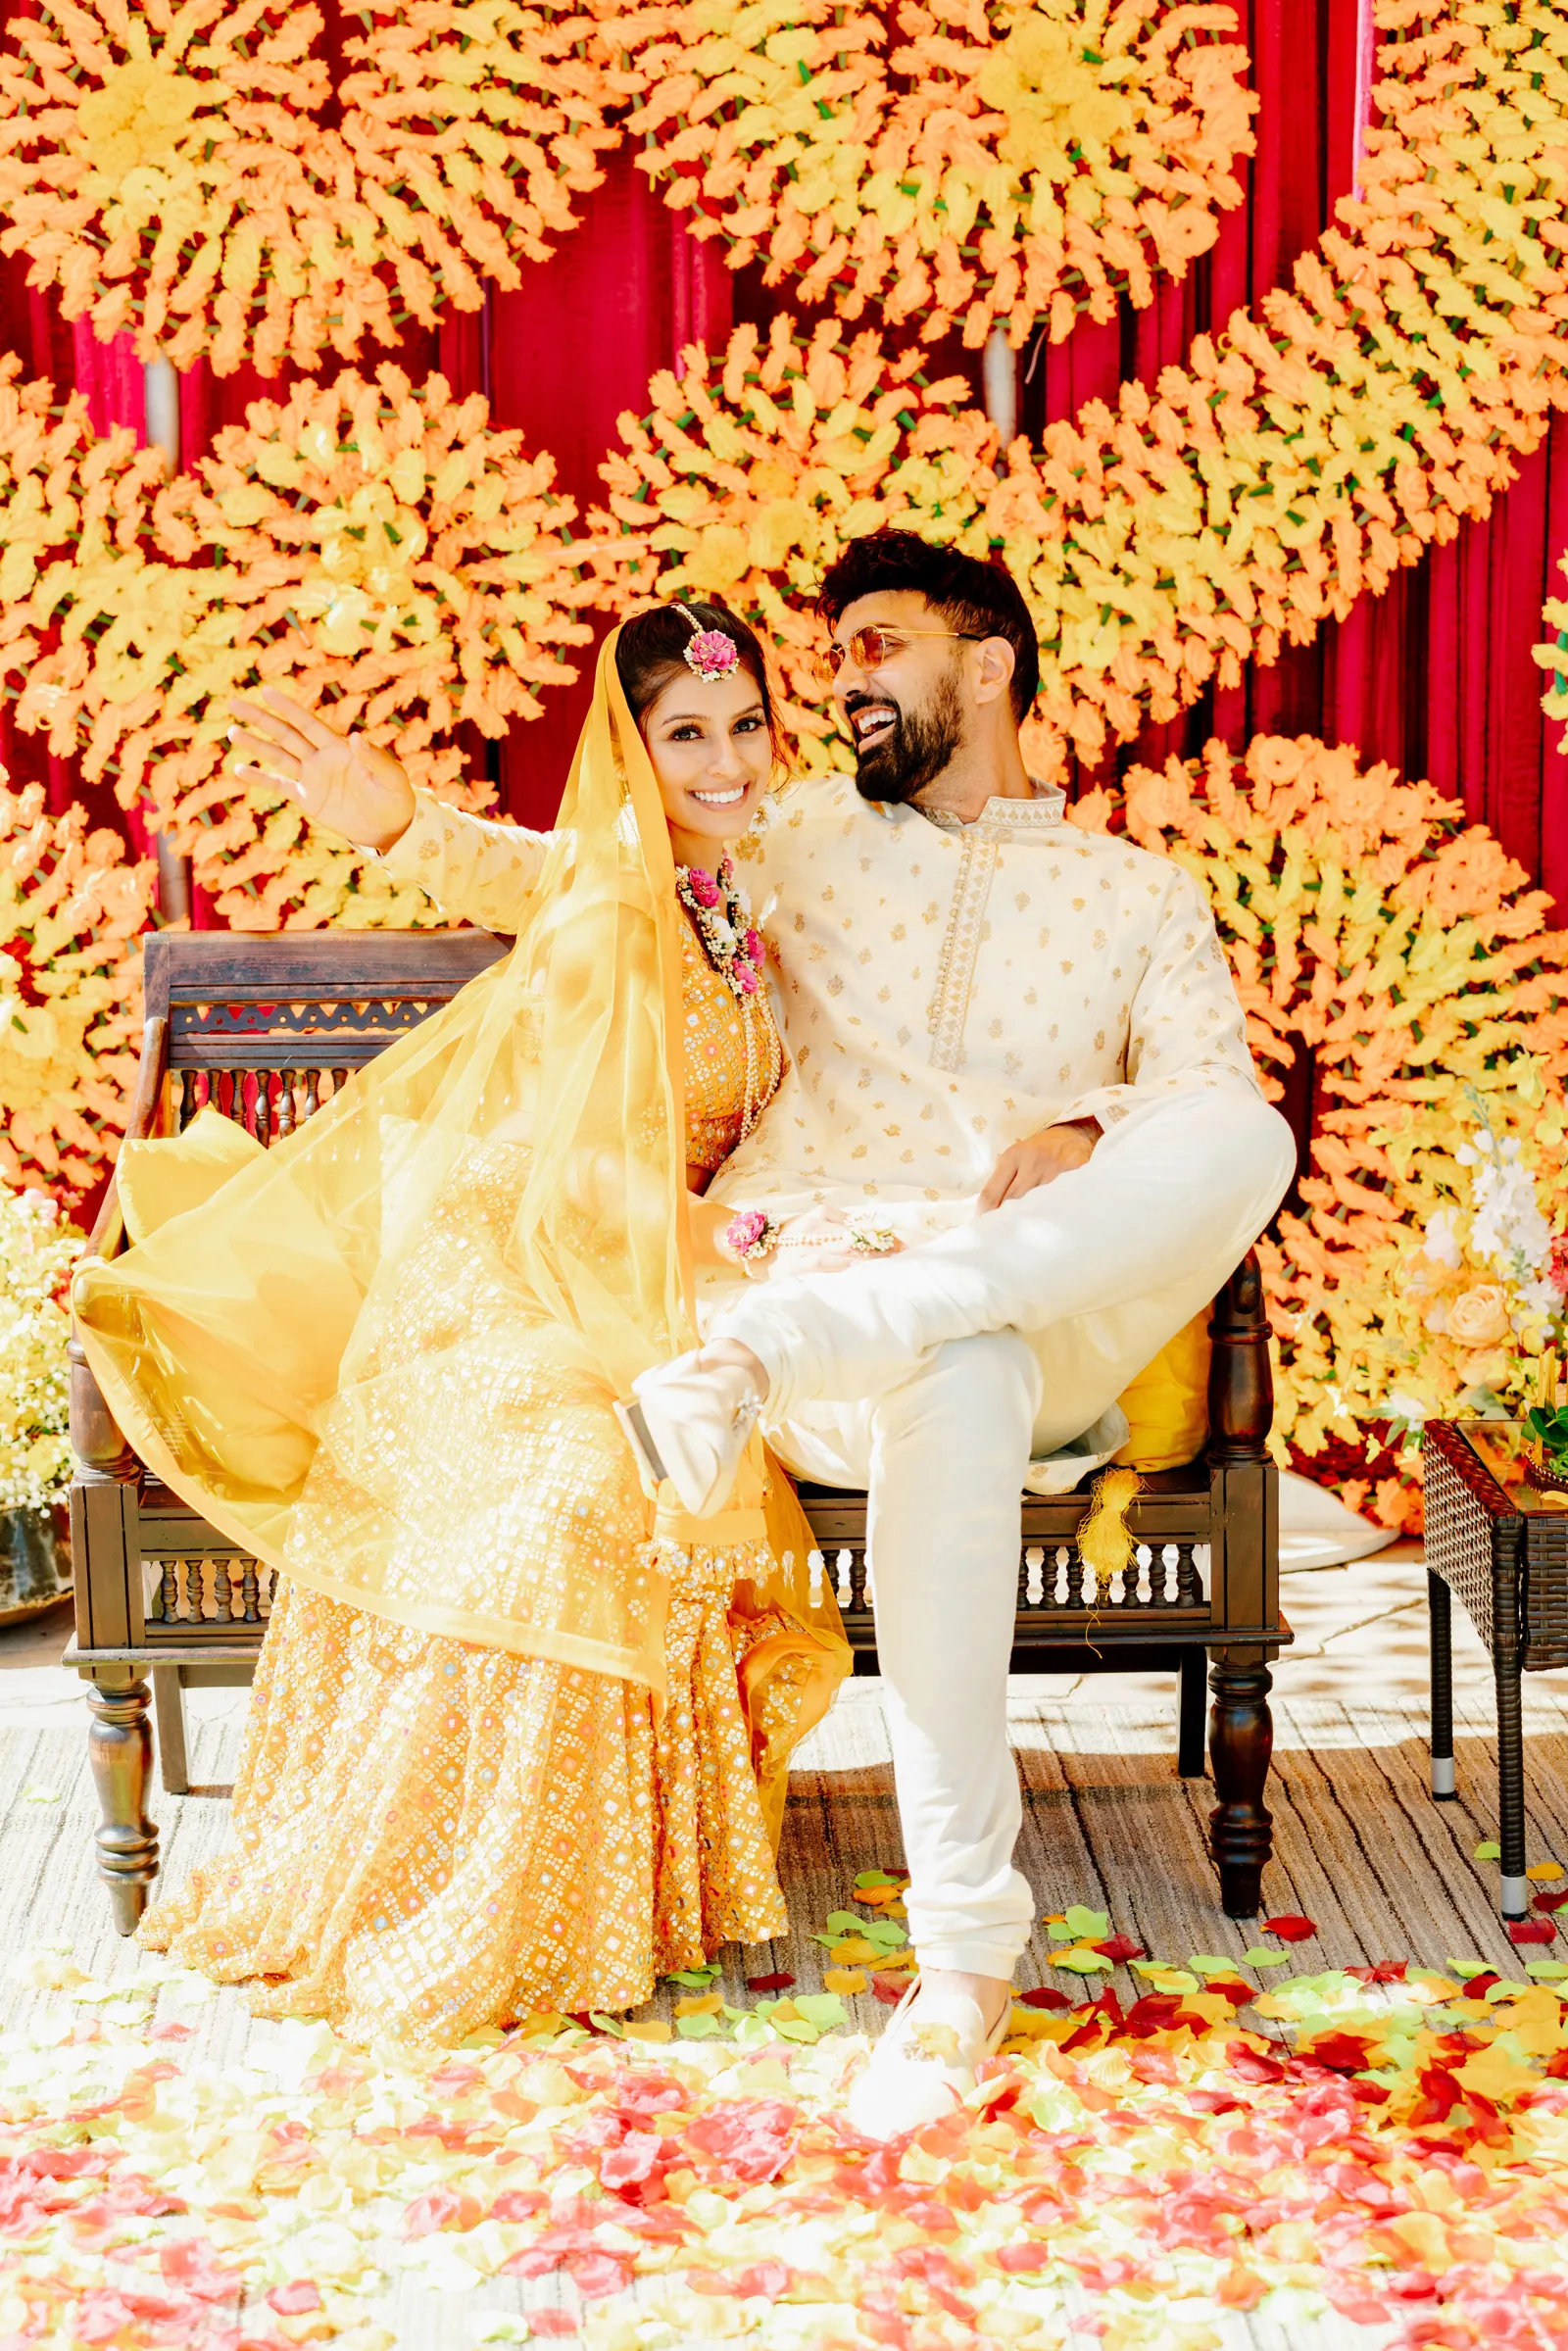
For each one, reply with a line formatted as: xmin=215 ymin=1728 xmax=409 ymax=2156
xmin=614 ymin=600 xmax=785 ymax=759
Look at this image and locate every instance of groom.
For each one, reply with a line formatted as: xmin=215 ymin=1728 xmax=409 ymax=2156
xmin=627 ymin=529 xmax=1296 ymax=2132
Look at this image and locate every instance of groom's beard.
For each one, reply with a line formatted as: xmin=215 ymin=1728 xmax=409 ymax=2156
xmin=848 ymin=675 xmax=964 ymax=806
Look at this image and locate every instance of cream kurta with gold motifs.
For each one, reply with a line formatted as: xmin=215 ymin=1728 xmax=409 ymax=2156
xmin=712 ymin=774 xmax=1261 ymax=1232
xmin=379 ymin=775 xmax=1261 ymax=1245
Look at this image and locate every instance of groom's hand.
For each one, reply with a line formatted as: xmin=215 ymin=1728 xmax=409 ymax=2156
xmin=979 ymin=1117 xmax=1100 ymax=1210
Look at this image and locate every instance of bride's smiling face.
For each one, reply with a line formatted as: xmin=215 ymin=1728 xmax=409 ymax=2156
xmin=641 ymin=664 xmax=774 ymax=868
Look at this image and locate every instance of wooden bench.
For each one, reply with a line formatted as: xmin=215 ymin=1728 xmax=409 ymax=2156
xmin=69 ymin=930 xmax=1290 ymax=1935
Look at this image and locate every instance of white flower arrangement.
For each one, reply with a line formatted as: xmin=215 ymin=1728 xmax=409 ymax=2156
xmin=1384 ymin=1083 xmax=1568 ymax=1443
xmin=0 ymin=1183 xmax=85 ymax=1514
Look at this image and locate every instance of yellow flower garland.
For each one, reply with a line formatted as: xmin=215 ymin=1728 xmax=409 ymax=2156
xmin=338 ymin=0 xmax=626 ymax=321
xmin=0 ymin=0 xmax=627 ymax=375
xmin=1070 ymin=735 xmax=1568 ymax=1529
xmin=4 ymin=366 xmax=600 ymax=930
xmin=591 ymin=0 xmax=1568 ymax=776
xmin=614 ymin=0 xmax=1256 ymax=350
xmin=0 ymin=775 xmax=155 ymax=1204
xmin=0 ymin=0 xmax=404 ymax=376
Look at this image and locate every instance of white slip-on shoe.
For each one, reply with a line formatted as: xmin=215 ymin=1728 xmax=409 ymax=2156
xmin=845 ymin=1977 xmax=1012 ymax=2142
xmin=615 ymin=1349 xmax=763 ymax=1518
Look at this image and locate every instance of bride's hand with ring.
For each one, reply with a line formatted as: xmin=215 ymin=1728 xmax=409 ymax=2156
xmin=227 ymin=688 xmax=416 ymax=854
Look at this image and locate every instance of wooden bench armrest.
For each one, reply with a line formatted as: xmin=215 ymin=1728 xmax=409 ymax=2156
xmin=1207 ymin=1249 xmax=1272 ymax=1465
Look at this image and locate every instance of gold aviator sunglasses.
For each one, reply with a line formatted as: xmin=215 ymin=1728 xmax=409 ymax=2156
xmin=811 ymin=624 xmax=985 ymax=688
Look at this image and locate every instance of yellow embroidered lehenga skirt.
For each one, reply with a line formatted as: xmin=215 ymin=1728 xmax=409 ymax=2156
xmin=138 ymin=926 xmax=846 ymax=2042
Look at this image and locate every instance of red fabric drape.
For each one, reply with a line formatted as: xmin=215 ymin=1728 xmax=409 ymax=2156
xmin=0 ymin=0 xmax=1564 ymax=890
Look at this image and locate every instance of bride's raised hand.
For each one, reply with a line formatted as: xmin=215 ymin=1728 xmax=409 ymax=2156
xmin=226 ymin=687 xmax=416 ymax=854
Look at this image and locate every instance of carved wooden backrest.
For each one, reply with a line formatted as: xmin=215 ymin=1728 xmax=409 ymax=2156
xmin=143 ymin=929 xmax=510 ymax=1144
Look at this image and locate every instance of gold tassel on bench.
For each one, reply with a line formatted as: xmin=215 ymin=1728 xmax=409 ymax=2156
xmin=1078 ymin=1465 xmax=1144 ymax=1591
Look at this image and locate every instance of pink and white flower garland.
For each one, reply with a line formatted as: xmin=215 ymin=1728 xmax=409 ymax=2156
xmin=676 ymin=855 xmax=765 ymax=1001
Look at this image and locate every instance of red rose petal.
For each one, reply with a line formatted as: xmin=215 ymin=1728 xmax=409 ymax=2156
xmin=1018 ymin=1986 xmax=1071 ymax=2011
xmin=1260 ymin=1914 xmax=1318 ymax=1942
xmin=745 ymin=1973 xmax=796 ymax=1993
xmin=1091 ymin=1935 xmax=1146 ymax=1964
xmin=870 ymin=1975 xmax=909 ymax=2004
xmin=1508 ymin=1917 xmax=1556 ymax=1944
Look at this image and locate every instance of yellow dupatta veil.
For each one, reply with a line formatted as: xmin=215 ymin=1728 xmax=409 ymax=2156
xmin=74 ymin=633 xmax=848 ymax=1762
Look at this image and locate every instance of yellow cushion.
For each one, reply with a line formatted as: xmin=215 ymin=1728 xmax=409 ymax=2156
xmin=1113 ymin=1307 xmax=1212 ymax=1472
xmin=118 ymin=1105 xmax=266 ymax=1246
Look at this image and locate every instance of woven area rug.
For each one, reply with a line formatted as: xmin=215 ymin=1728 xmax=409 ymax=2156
xmin=5 ymin=1552 xmax=1568 ymax=2351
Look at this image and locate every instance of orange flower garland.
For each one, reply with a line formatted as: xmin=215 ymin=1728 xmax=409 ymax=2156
xmin=1069 ymin=735 xmax=1568 ymax=1528
xmin=0 ymin=0 xmax=627 ymax=374
xmin=0 ymin=773 xmax=155 ymax=1203
xmin=0 ymin=0 xmax=403 ymax=376
xmin=594 ymin=315 xmax=999 ymax=769
xmin=123 ymin=367 xmax=598 ymax=928
xmin=337 ymin=0 xmax=626 ymax=322
xmin=592 ymin=0 xmax=1568 ymax=778
xmin=614 ymin=0 xmax=1256 ymax=350
xmin=0 ymin=353 xmax=179 ymax=784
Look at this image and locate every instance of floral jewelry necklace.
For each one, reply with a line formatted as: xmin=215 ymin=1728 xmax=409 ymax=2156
xmin=676 ymin=855 xmax=765 ymax=1002
xmin=676 ymin=855 xmax=780 ymax=1147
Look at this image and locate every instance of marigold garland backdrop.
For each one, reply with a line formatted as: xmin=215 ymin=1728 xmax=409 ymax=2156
xmin=613 ymin=0 xmax=1258 ymax=350
xmin=0 ymin=772 xmax=154 ymax=1200
xmin=5 ymin=364 xmax=601 ymax=928
xmin=2 ymin=0 xmax=1568 ymax=1516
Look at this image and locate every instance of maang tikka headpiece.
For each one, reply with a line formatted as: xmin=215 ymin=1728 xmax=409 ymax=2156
xmin=678 ymin=602 xmax=741 ymax=684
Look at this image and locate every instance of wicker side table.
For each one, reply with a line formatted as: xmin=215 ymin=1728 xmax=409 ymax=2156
xmin=1423 ymin=1420 xmax=1568 ymax=1918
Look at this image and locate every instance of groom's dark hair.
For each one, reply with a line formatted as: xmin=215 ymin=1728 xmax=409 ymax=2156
xmin=816 ymin=529 xmax=1040 ymax=722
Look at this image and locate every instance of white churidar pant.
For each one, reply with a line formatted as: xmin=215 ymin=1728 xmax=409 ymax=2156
xmin=710 ymin=1086 xmax=1297 ymax=1979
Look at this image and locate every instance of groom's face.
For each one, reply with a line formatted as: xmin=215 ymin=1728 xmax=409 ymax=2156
xmin=828 ymin=592 xmax=968 ymax=806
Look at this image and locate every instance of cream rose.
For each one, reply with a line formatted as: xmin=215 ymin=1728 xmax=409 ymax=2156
xmin=1446 ymin=1284 xmax=1512 ymax=1348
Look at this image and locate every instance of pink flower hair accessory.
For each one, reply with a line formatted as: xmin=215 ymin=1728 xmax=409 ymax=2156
xmin=677 ymin=605 xmax=741 ymax=683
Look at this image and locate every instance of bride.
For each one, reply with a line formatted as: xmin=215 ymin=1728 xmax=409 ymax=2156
xmin=74 ymin=606 xmax=851 ymax=2042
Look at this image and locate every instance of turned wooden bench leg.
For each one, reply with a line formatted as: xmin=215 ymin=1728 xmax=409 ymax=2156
xmin=1207 ymin=1646 xmax=1273 ymax=1919
xmin=84 ymin=1671 xmax=159 ymax=1935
